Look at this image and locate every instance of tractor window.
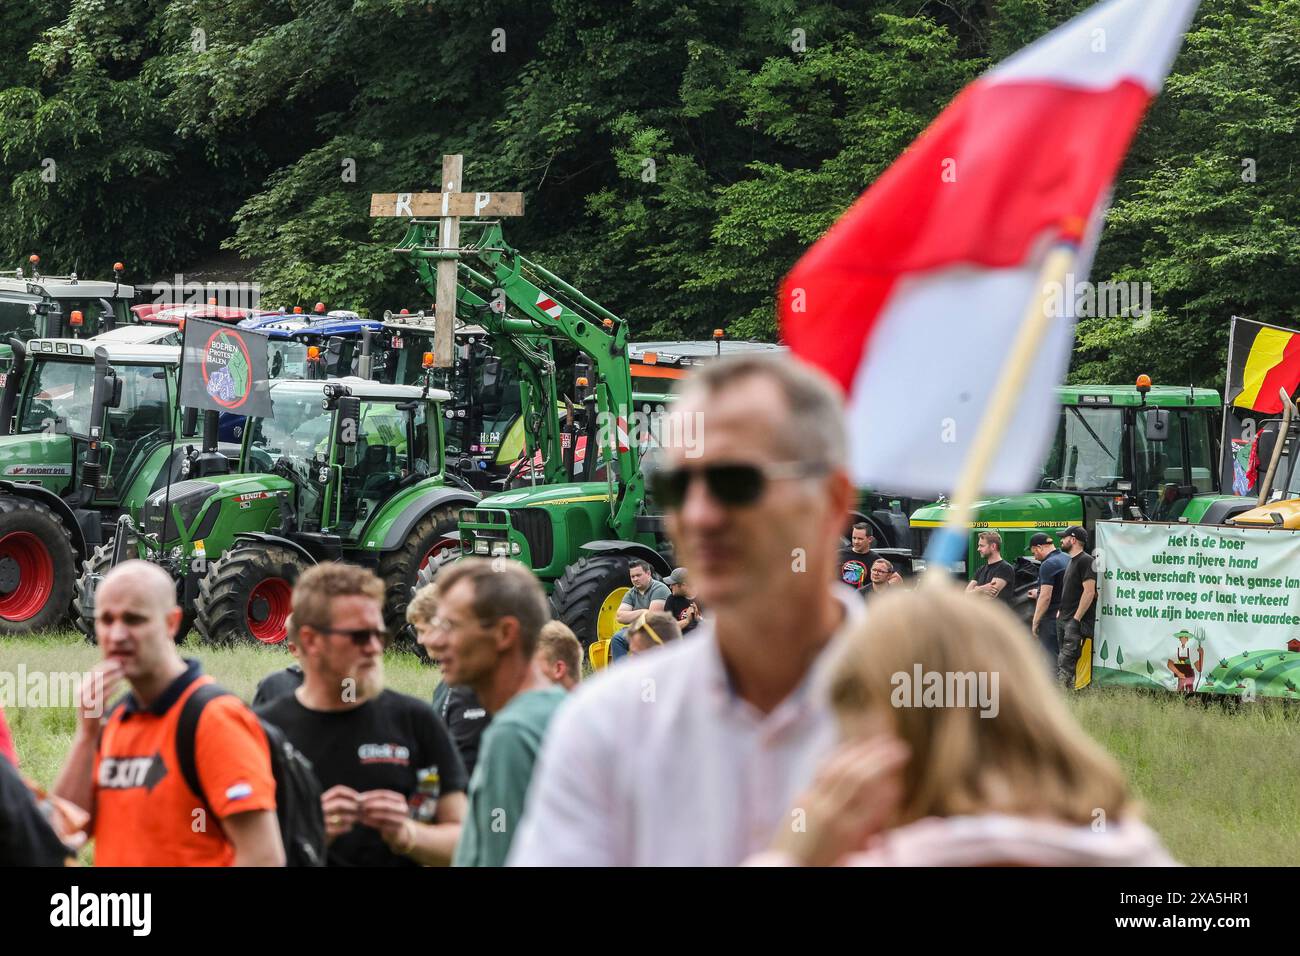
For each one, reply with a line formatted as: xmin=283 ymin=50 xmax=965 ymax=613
xmin=0 ymin=296 xmax=42 ymax=340
xmin=268 ymin=340 xmax=309 ymax=380
xmin=17 ymin=359 xmax=96 ymax=436
xmin=335 ymin=401 xmax=432 ymax=535
xmin=1135 ymin=409 xmax=1217 ymax=518
xmin=246 ymin=392 xmax=332 ymax=470
xmin=1038 ymin=407 xmax=1125 ymax=492
xmin=102 ymin=365 xmax=172 ymax=492
xmin=54 ymin=298 xmax=114 ymax=336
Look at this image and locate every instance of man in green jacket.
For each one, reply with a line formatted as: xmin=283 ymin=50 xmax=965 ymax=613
xmin=424 ymin=558 xmax=566 ymax=867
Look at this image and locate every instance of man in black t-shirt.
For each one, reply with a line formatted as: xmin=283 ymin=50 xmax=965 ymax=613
xmin=429 ymin=681 xmax=490 ymax=777
xmin=257 ymin=563 xmax=467 ymax=867
xmin=965 ymin=531 xmax=1015 ymax=606
xmin=838 ymin=523 xmax=881 ymax=591
xmin=1055 ymin=525 xmax=1097 ymax=688
xmin=662 ymin=567 xmax=701 ymax=634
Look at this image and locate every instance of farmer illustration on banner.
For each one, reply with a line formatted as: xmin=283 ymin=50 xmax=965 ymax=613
xmin=1166 ymin=629 xmax=1205 ymax=694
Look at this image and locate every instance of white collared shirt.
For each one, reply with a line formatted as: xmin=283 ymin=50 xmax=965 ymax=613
xmin=508 ymin=587 xmax=863 ymax=866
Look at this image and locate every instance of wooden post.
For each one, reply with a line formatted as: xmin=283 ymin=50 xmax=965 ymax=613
xmin=370 ymin=155 xmax=525 ymax=368
xmin=433 ymin=154 xmax=463 ymax=368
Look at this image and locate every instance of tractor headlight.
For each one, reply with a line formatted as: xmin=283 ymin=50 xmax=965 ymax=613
xmin=491 ymin=541 xmax=509 ymax=557
xmin=510 ymin=542 xmax=521 ymax=555
xmin=473 ymin=539 xmax=490 ymax=555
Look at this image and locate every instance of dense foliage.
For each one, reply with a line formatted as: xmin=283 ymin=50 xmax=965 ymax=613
xmin=0 ymin=0 xmax=1295 ymax=389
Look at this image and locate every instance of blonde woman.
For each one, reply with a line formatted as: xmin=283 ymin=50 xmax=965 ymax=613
xmin=752 ymin=583 xmax=1175 ymax=867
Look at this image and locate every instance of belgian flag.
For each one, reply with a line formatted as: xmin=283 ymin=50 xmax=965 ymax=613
xmin=1228 ymin=317 xmax=1300 ymax=414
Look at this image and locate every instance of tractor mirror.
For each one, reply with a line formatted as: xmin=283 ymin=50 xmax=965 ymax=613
xmin=106 ymin=375 xmax=123 ymax=409
xmin=1144 ymin=408 xmax=1170 ymax=443
xmin=181 ymin=406 xmax=199 ymax=438
xmin=336 ymin=396 xmax=361 ymax=445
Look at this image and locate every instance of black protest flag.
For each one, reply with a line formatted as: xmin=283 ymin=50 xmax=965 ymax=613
xmin=180 ymin=316 xmax=273 ymax=418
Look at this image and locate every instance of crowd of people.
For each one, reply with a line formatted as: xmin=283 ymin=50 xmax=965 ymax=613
xmin=0 ymin=353 xmax=1168 ymax=868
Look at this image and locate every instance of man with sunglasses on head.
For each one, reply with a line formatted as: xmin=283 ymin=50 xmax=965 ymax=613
xmin=512 ymin=355 xmax=862 ymax=866
xmin=257 ymin=562 xmax=467 ymax=866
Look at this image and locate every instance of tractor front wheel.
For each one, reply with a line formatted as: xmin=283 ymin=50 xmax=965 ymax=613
xmin=0 ymin=497 xmax=76 ymax=633
xmin=195 ymin=544 xmax=308 ymax=646
xmin=74 ymin=537 xmax=194 ymax=644
xmin=377 ymin=505 xmax=460 ymax=651
xmin=550 ymin=555 xmax=633 ymax=653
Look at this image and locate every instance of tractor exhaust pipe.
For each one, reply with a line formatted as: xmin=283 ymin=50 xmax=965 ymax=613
xmin=358 ymin=326 xmax=373 ymax=379
xmin=0 ymin=338 xmax=26 ymax=436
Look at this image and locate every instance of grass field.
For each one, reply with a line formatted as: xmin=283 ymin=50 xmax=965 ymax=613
xmin=3 ymin=633 xmax=1298 ymax=865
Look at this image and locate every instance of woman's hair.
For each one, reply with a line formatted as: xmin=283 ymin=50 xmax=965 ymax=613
xmin=827 ymin=582 xmax=1133 ymax=827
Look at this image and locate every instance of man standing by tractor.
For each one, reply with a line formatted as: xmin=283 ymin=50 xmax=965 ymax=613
xmin=609 ymin=559 xmax=671 ymax=661
xmin=1028 ymin=532 xmax=1070 ymax=665
xmin=511 ymin=355 xmax=862 ymax=866
xmin=966 ymin=531 xmax=1015 ymax=607
xmin=1056 ymin=526 xmax=1097 ymax=689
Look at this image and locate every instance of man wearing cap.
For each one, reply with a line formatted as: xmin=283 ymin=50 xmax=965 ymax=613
xmin=662 ymin=568 xmax=701 ymax=634
xmin=1028 ymin=533 xmax=1070 ymax=664
xmin=1056 ymin=526 xmax=1097 ymax=688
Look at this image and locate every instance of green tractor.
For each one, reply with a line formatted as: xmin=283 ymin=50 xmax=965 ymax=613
xmin=392 ymin=219 xmax=676 ymax=651
xmin=0 ymin=263 xmax=136 ymax=370
xmin=909 ymin=377 xmax=1254 ymax=616
xmin=79 ymin=375 xmax=478 ymax=645
xmin=0 ymin=335 xmax=192 ymax=632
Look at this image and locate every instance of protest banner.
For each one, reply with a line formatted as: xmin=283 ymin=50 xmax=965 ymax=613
xmin=1094 ymin=520 xmax=1300 ymax=699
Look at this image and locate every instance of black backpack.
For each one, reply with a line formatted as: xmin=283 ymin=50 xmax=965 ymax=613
xmin=176 ymin=683 xmax=326 ymax=867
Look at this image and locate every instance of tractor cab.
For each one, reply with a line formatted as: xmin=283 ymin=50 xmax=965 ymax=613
xmin=241 ymin=377 xmax=447 ymax=542
xmin=910 ymin=377 xmax=1227 ymax=606
xmin=0 ymin=339 xmax=179 ymax=507
xmin=0 ymin=266 xmax=136 ymax=370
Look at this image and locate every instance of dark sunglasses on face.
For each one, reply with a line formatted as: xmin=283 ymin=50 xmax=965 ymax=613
xmin=650 ymin=460 xmax=829 ymax=509
xmin=320 ymin=627 xmax=390 ymax=648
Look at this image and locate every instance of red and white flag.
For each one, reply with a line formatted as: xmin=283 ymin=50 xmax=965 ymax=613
xmin=780 ymin=0 xmax=1200 ymax=495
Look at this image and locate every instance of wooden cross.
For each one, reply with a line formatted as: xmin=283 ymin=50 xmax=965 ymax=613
xmin=370 ymin=154 xmax=524 ymax=366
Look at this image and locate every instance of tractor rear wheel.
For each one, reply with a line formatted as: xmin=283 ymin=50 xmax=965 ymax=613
xmin=195 ymin=543 xmax=308 ymax=646
xmin=377 ymin=506 xmax=460 ymax=650
xmin=0 ymin=497 xmax=76 ymax=633
xmin=550 ymin=555 xmax=632 ymax=652
xmin=74 ymin=537 xmax=194 ymax=644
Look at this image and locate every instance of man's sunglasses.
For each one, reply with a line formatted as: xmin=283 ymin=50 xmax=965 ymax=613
xmin=649 ymin=460 xmax=828 ymax=509
xmin=319 ymin=627 xmax=391 ymax=648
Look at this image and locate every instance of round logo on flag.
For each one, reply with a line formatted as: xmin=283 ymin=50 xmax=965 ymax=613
xmin=200 ymin=329 xmax=255 ymax=410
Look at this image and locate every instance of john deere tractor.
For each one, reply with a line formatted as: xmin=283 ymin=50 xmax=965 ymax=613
xmin=0 ymin=336 xmax=193 ymax=632
xmin=390 ymin=218 xmax=677 ymax=650
xmin=80 ymin=375 xmax=478 ymax=644
xmin=909 ymin=377 xmax=1254 ymax=617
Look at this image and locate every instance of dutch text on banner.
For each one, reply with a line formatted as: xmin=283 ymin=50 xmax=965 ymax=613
xmin=779 ymin=0 xmax=1201 ymax=496
xmin=180 ymin=316 xmax=273 ymax=419
xmin=1094 ymin=520 xmax=1300 ymax=700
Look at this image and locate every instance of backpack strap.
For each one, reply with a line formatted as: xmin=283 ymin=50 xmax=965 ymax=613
xmin=175 ymin=683 xmax=235 ymax=810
